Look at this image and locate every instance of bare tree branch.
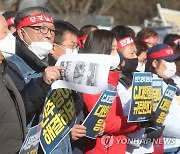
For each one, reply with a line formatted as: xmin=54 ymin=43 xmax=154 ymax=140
xmin=77 ymin=0 xmax=87 ymax=13
xmin=49 ymin=0 xmax=62 ymax=13
xmin=0 ymin=0 xmax=20 ymax=11
xmin=97 ymin=0 xmax=118 ymax=15
xmin=81 ymin=0 xmax=94 ymax=14
xmin=10 ymin=0 xmax=21 ymax=10
xmin=60 ymin=0 xmax=70 ymax=13
xmin=70 ymin=0 xmax=76 ymax=12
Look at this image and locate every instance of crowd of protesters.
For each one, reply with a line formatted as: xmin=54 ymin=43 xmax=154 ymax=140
xmin=0 ymin=6 xmax=180 ymax=154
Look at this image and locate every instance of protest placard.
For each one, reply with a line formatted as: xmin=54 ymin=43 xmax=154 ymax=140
xmin=40 ymin=88 xmax=76 ymax=154
xmin=152 ymin=78 xmax=163 ymax=111
xmin=153 ymin=85 xmax=177 ymax=130
xmin=128 ymin=72 xmax=153 ymax=122
xmin=82 ymin=85 xmax=117 ymax=139
xmin=19 ymin=122 xmax=42 ymax=154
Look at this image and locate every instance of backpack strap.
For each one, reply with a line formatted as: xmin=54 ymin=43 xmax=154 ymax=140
xmin=7 ymin=54 xmax=43 ymax=84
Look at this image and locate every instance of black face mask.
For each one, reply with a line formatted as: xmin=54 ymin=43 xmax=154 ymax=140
xmin=121 ymin=58 xmax=138 ymax=73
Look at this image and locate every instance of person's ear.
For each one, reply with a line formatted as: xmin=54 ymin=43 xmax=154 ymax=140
xmin=9 ymin=26 xmax=16 ymax=33
xmin=152 ymin=59 xmax=158 ymax=68
xmin=17 ymin=28 xmax=25 ymax=40
xmin=49 ymin=44 xmax=59 ymax=60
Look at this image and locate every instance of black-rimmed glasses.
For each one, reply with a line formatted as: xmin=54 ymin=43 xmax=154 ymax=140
xmin=28 ymin=26 xmax=55 ymax=36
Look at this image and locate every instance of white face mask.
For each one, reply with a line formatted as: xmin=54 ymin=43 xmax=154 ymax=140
xmin=22 ymin=29 xmax=53 ymax=60
xmin=65 ymin=48 xmax=78 ymax=55
xmin=28 ymin=41 xmax=53 ymax=60
xmin=163 ymin=61 xmax=176 ymax=78
xmin=136 ymin=62 xmax=145 ymax=72
xmin=55 ymin=44 xmax=79 ymax=55
xmin=110 ymin=54 xmax=120 ymax=70
xmin=0 ymin=33 xmax=16 ymax=58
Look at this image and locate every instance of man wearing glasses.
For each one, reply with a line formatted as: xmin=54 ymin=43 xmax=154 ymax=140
xmin=48 ymin=20 xmax=86 ymax=154
xmin=6 ymin=7 xmax=68 ymax=153
xmin=49 ymin=20 xmax=80 ymax=65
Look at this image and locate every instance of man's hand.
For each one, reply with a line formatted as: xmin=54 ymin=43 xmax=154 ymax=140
xmin=70 ymin=124 xmax=86 ymax=141
xmin=43 ymin=66 xmax=65 ymax=85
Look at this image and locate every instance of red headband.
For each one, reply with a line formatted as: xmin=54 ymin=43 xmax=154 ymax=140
xmin=143 ymin=36 xmax=158 ymax=44
xmin=118 ymin=36 xmax=134 ymax=50
xmin=78 ymin=35 xmax=88 ymax=48
xmin=173 ymin=38 xmax=180 ymax=44
xmin=16 ymin=14 xmax=53 ymax=29
xmin=6 ymin=17 xmax=15 ymax=26
xmin=147 ymin=46 xmax=174 ymax=59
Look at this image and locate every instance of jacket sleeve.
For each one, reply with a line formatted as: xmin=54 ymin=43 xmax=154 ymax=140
xmin=83 ymin=93 xmax=137 ymax=135
xmin=21 ymin=77 xmax=50 ymax=124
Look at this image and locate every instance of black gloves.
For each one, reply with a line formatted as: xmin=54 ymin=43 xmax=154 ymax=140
xmin=144 ymin=126 xmax=165 ymax=141
xmin=138 ymin=111 xmax=157 ymax=128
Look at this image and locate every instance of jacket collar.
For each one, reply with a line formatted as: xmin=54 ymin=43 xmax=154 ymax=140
xmin=16 ymin=39 xmax=48 ymax=72
xmin=119 ymin=72 xmax=133 ymax=89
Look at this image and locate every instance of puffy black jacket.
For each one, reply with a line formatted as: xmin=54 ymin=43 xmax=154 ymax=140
xmin=0 ymin=61 xmax=26 ymax=153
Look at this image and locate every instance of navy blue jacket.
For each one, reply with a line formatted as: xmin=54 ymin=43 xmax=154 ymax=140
xmin=7 ymin=39 xmax=50 ymax=124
